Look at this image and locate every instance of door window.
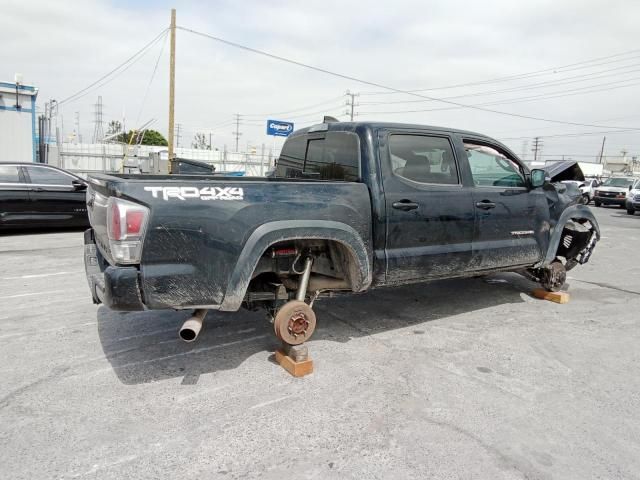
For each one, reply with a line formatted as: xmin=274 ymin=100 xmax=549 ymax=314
xmin=0 ymin=166 xmax=21 ymax=183
xmin=464 ymin=142 xmax=526 ymax=187
xmin=388 ymin=135 xmax=459 ymax=185
xmin=25 ymin=167 xmax=74 ymax=186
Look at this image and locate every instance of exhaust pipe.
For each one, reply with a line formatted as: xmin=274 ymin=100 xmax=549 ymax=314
xmin=179 ymin=309 xmax=208 ymax=342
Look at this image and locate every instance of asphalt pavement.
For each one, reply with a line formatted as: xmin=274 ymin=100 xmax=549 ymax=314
xmin=1 ymin=206 xmax=639 ymax=479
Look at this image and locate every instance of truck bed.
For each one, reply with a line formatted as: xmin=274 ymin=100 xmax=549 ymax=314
xmin=86 ymin=174 xmax=373 ymax=311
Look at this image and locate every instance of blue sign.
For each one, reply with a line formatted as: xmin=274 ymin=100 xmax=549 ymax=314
xmin=266 ymin=119 xmax=294 ymax=137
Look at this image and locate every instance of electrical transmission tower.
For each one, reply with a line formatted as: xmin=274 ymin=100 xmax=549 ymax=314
xmin=232 ymin=113 xmax=242 ymax=152
xmin=75 ymin=111 xmax=81 ymax=144
xmin=531 ymin=137 xmax=544 ymax=162
xmin=92 ymin=96 xmax=104 ymax=143
xmin=345 ymin=90 xmax=359 ymax=121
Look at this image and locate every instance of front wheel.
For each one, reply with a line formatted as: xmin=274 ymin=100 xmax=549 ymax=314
xmin=627 ymin=207 xmax=636 ymax=215
xmin=580 ymin=194 xmax=590 ymax=205
xmin=594 ymin=200 xmax=602 ymax=207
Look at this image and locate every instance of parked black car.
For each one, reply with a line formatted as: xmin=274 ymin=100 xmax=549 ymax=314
xmin=0 ymin=162 xmax=89 ymax=230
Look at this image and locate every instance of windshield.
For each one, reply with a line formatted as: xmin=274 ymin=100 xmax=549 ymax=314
xmin=602 ymin=178 xmax=634 ymax=187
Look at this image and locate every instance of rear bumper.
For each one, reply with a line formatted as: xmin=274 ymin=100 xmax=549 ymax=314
xmin=84 ymin=229 xmax=146 ymax=311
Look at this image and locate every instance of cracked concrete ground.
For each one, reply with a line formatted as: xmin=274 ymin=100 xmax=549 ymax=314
xmin=1 ymin=207 xmax=639 ymax=479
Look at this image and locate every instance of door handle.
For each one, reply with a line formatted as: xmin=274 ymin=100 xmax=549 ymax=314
xmin=475 ymin=200 xmax=496 ymax=210
xmin=392 ymin=200 xmax=419 ymax=211
xmin=31 ymin=187 xmax=45 ymax=192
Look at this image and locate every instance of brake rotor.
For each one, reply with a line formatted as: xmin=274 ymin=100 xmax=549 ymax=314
xmin=274 ymin=300 xmax=316 ymax=345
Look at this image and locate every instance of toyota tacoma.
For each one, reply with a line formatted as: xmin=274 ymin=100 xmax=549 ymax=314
xmin=84 ymin=121 xmax=599 ymax=346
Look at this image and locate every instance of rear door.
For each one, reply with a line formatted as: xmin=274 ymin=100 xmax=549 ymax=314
xmin=462 ymin=139 xmax=548 ymax=270
xmin=0 ymin=165 xmax=30 ymax=227
xmin=23 ymin=166 xmax=87 ymax=226
xmin=380 ymin=130 xmax=475 ymax=283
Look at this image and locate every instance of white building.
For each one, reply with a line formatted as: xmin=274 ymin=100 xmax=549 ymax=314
xmin=0 ymin=80 xmax=38 ymax=162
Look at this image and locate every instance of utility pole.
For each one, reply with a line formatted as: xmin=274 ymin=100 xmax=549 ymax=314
xmin=345 ymin=90 xmax=359 ymax=121
xmin=531 ymin=136 xmax=544 ymax=162
xmin=209 ymin=132 xmax=212 ymax=150
xmin=167 ymin=8 xmax=177 ymax=173
xmin=598 ymin=136 xmax=606 ymax=164
xmin=174 ymin=123 xmax=182 ymax=148
xmin=232 ymin=113 xmax=242 ymax=152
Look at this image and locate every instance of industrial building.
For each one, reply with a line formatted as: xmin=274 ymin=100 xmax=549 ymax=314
xmin=0 ymin=79 xmax=38 ymax=162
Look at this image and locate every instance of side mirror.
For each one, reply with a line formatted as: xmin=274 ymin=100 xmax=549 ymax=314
xmin=530 ymin=169 xmax=546 ymax=188
xmin=629 ymin=185 xmax=633 ymax=191
xmin=72 ymin=179 xmax=87 ymax=191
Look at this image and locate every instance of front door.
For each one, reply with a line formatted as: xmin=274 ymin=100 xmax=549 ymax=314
xmin=463 ymin=140 xmax=548 ymax=270
xmin=381 ymin=131 xmax=475 ymax=284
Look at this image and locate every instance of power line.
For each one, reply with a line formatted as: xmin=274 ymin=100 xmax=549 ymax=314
xmin=135 ymin=30 xmax=169 ymax=128
xmin=358 ymin=63 xmax=640 ymax=106
xmin=499 ymin=128 xmax=638 ymax=141
xmin=176 ymin=25 xmax=640 ymax=131
xmin=58 ymin=29 xmax=168 ymax=106
xmin=359 ymin=50 xmax=640 ymax=95
xmin=357 ymin=78 xmax=640 ymax=116
xmin=242 ymin=95 xmax=345 ymax=118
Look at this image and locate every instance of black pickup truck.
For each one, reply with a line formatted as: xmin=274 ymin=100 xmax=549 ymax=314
xmin=84 ymin=121 xmax=599 ymax=345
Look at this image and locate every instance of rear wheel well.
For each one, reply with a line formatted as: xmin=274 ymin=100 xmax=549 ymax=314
xmin=244 ymin=239 xmax=360 ymax=310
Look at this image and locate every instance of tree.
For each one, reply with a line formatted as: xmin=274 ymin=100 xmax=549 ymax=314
xmin=107 ymin=120 xmax=122 ymax=135
xmin=116 ymin=129 xmax=168 ymax=146
xmin=192 ymin=132 xmax=210 ymax=150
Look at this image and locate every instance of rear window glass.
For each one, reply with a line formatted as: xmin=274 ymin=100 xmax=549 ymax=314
xmin=275 ymin=132 xmax=359 ymax=181
xmin=25 ymin=167 xmax=74 ymax=186
xmin=0 ymin=166 xmax=21 ymax=183
xmin=389 ymin=135 xmax=459 ymax=185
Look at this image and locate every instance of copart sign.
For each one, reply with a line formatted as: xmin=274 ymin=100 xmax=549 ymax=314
xmin=144 ymin=186 xmax=244 ymax=201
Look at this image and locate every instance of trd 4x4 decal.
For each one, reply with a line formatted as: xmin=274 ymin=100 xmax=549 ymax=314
xmin=144 ymin=186 xmax=244 ymax=201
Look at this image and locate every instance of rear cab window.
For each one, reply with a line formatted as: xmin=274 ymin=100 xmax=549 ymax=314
xmin=275 ymin=131 xmax=360 ymax=181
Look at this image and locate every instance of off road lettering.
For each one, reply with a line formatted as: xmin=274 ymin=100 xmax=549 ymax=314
xmin=144 ymin=186 xmax=244 ymax=201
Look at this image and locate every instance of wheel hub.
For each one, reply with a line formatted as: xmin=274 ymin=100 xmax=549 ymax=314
xmin=274 ymin=300 xmax=317 ymax=345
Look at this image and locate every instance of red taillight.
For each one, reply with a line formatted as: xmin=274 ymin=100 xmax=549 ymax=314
xmin=107 ymin=197 xmax=149 ymax=241
xmin=126 ymin=211 xmax=145 ymax=235
xmin=110 ymin=201 xmax=122 ymax=241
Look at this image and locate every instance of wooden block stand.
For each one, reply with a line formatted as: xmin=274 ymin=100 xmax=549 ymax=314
xmin=275 ymin=347 xmax=314 ymax=377
xmin=532 ymin=288 xmax=570 ymax=304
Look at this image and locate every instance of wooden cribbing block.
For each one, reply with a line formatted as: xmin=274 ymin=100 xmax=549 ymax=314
xmin=532 ymin=288 xmax=570 ymax=304
xmin=275 ymin=349 xmax=314 ymax=377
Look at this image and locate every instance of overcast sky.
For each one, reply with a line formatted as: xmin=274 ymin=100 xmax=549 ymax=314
xmin=2 ymin=0 xmax=640 ymax=160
